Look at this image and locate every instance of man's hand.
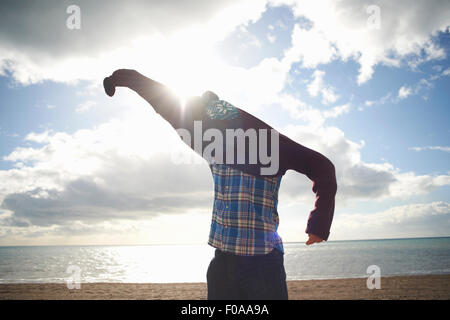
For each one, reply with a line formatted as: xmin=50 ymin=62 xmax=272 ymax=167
xmin=306 ymin=233 xmax=323 ymax=245
xmin=104 ymin=69 xmax=142 ymax=97
xmin=103 ymin=76 xmax=115 ymax=97
xmin=110 ymin=69 xmax=140 ymax=87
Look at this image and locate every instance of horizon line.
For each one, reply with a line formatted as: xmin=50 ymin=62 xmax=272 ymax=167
xmin=0 ymin=235 xmax=449 ymax=247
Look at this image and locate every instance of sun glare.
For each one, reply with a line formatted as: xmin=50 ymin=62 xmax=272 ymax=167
xmin=139 ymin=27 xmax=224 ymax=102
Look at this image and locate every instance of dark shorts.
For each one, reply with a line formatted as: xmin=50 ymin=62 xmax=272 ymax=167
xmin=206 ymin=248 xmax=288 ymax=300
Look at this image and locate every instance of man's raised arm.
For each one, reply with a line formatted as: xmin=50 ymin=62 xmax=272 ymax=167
xmin=104 ymin=69 xmax=206 ymax=130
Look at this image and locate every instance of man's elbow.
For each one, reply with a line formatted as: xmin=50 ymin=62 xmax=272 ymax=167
xmin=327 ymin=159 xmax=337 ymax=195
xmin=320 ymin=155 xmax=337 ymax=195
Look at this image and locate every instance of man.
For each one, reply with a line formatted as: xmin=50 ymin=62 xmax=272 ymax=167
xmin=103 ymin=69 xmax=337 ymax=300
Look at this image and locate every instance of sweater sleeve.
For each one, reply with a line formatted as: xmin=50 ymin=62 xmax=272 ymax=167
xmin=280 ymin=135 xmax=337 ymax=241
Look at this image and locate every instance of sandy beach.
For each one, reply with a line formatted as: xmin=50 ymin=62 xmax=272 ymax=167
xmin=0 ymin=275 xmax=449 ymax=300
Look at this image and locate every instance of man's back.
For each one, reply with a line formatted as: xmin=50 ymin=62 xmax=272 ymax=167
xmin=208 ymin=163 xmax=284 ymax=256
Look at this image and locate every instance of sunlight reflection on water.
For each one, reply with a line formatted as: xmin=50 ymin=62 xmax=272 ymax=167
xmin=0 ymin=238 xmax=449 ymax=283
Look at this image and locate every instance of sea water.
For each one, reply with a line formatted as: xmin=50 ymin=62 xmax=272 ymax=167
xmin=0 ymin=237 xmax=449 ymax=283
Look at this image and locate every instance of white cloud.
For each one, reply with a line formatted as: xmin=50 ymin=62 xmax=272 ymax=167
xmin=363 ymin=64 xmax=447 ymax=108
xmin=410 ymin=146 xmax=450 ymax=153
xmin=307 ymin=70 xmax=339 ymax=105
xmin=267 ymin=33 xmax=277 ymax=43
xmin=389 ymin=172 xmax=450 ymax=198
xmin=332 ymin=201 xmax=450 ymax=239
xmin=323 ymin=104 xmax=351 ymax=118
xmin=24 ymin=131 xmax=53 ymax=144
xmin=76 ymin=100 xmax=96 ymax=113
xmin=398 ymin=86 xmax=412 ymax=99
xmin=0 ymin=0 xmax=269 ymax=85
xmin=321 ymin=87 xmax=339 ymax=105
xmin=279 ymin=124 xmax=450 ymax=203
xmin=393 ymin=76 xmax=438 ymax=102
xmin=0 ymin=0 xmax=448 ymax=89
xmin=276 ymin=93 xmax=349 ymax=127
xmin=363 ymin=93 xmax=391 ymax=109
xmin=273 ymin=0 xmax=450 ymax=84
xmin=284 ymin=24 xmax=337 ymax=69
xmin=0 ymin=110 xmax=214 ymax=228
xmin=306 ymin=71 xmax=322 ymax=97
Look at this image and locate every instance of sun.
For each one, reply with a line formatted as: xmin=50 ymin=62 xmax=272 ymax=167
xmin=148 ymin=27 xmax=224 ymax=102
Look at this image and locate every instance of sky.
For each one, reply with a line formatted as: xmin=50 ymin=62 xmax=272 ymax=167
xmin=0 ymin=0 xmax=449 ymax=246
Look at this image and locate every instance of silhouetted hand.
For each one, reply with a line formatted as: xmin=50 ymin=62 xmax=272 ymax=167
xmin=306 ymin=233 xmax=323 ymax=245
xmin=104 ymin=69 xmax=140 ymax=97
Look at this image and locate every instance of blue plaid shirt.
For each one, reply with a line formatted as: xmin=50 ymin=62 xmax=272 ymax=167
xmin=206 ymin=100 xmax=284 ymax=256
xmin=208 ymin=164 xmax=284 ymax=256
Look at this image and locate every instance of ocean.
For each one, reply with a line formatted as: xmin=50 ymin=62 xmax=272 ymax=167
xmin=0 ymin=237 xmax=449 ymax=283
